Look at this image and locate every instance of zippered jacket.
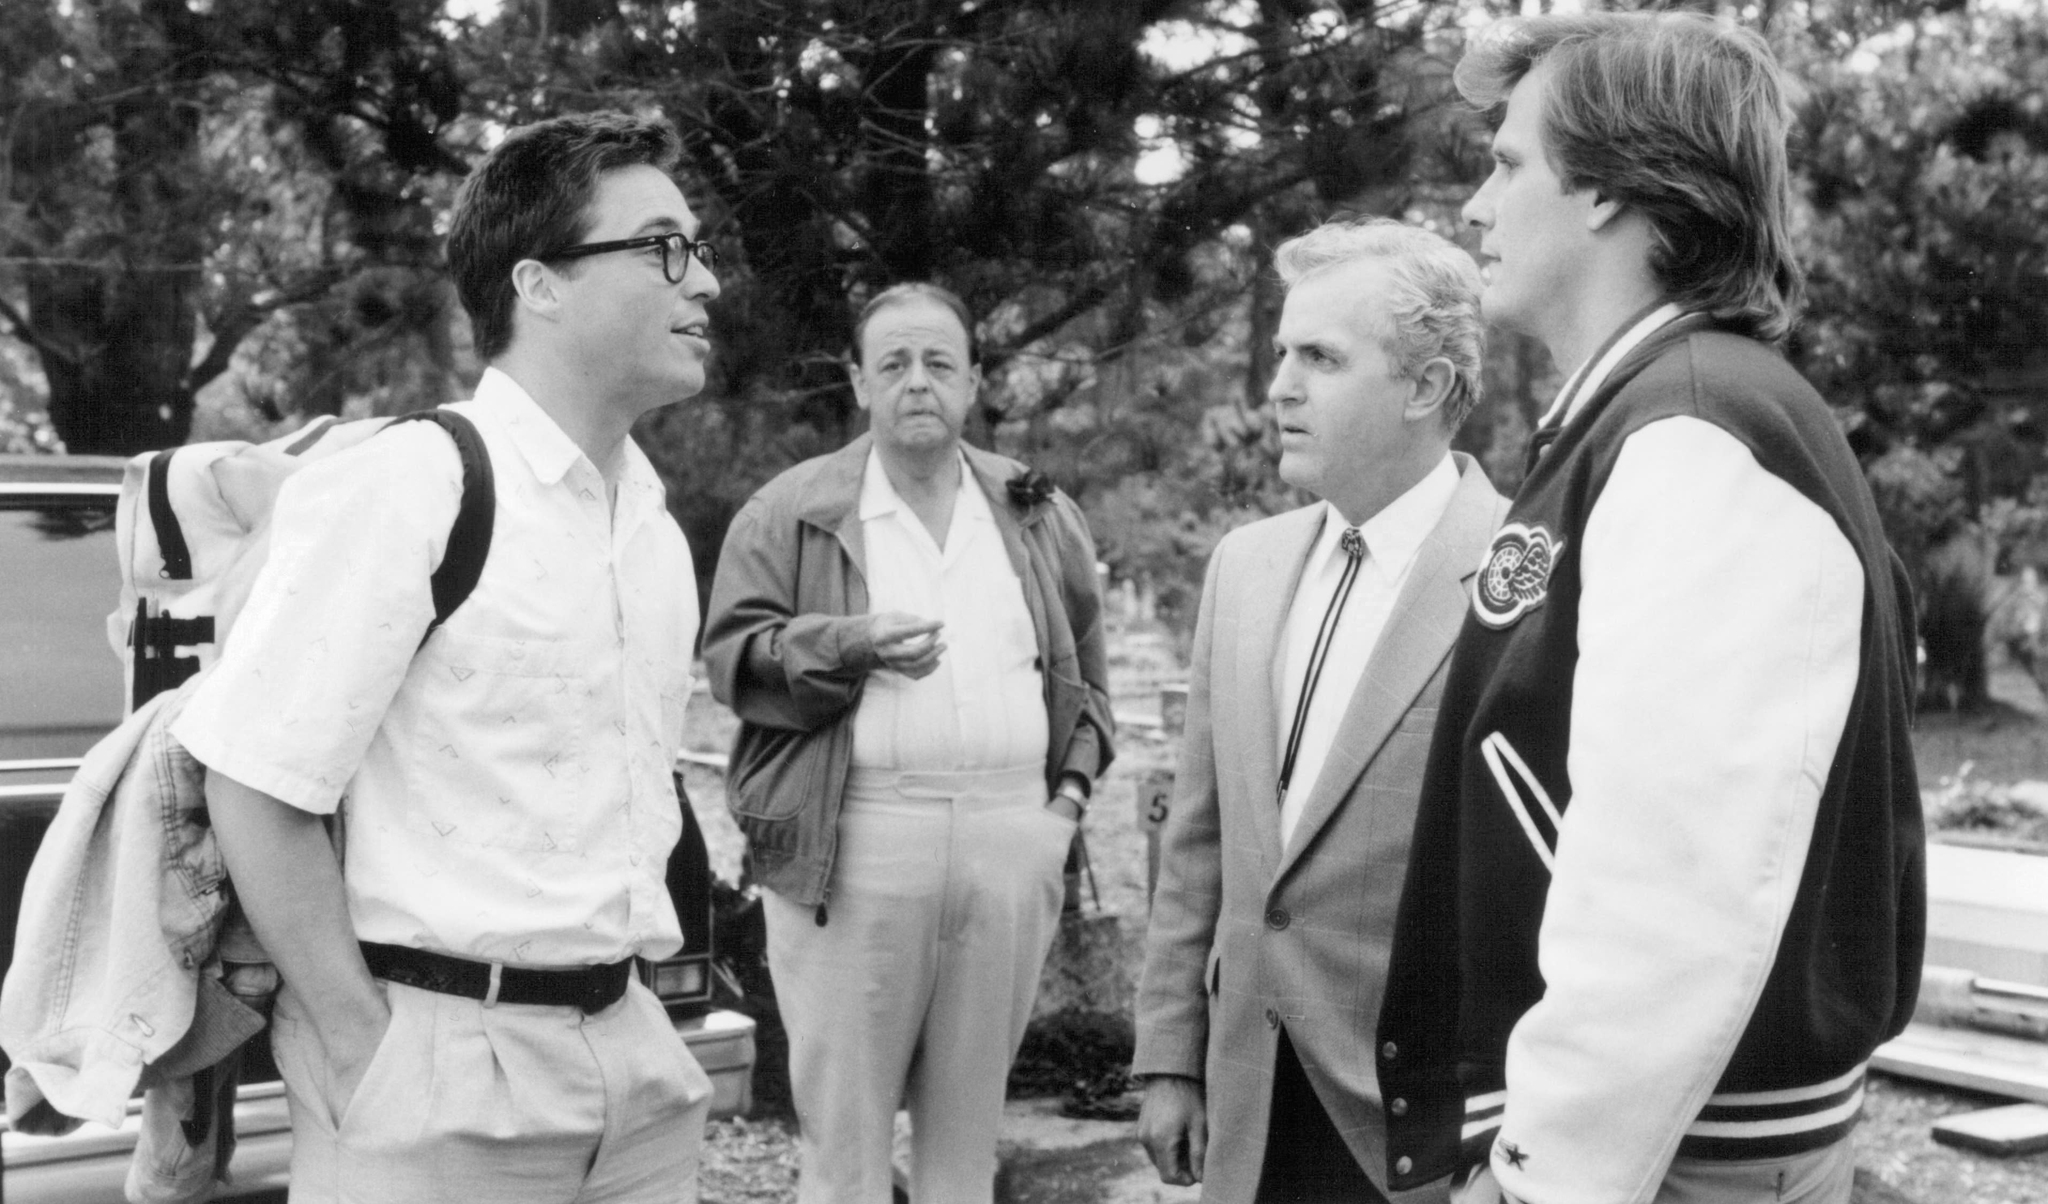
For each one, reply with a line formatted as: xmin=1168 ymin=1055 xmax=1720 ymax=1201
xmin=702 ymin=435 xmax=1114 ymax=908
xmin=1378 ymin=316 xmax=1924 ymax=1202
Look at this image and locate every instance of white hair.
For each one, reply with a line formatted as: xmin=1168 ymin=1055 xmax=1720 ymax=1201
xmin=1274 ymin=217 xmax=1487 ymax=430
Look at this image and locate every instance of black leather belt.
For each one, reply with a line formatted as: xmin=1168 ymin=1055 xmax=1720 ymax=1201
xmin=360 ymin=942 xmax=632 ymax=1013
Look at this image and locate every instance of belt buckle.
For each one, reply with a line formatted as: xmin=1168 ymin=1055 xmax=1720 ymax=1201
xmin=414 ymin=957 xmax=469 ymax=999
xmin=578 ymin=965 xmax=616 ymax=1013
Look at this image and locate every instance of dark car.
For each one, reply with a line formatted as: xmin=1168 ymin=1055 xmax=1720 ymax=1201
xmin=0 ymin=453 xmax=751 ymax=1203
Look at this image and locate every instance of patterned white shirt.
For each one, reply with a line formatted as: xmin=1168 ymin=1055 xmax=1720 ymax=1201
xmin=849 ymin=448 xmax=1049 ymax=773
xmin=174 ymin=369 xmax=695 ymax=966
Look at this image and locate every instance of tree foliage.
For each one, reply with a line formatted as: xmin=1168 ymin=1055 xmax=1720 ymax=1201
xmin=16 ymin=0 xmax=2048 ymax=666
xmin=1785 ymin=5 xmax=2048 ymax=704
xmin=0 ymin=0 xmax=468 ymax=454
xmin=1793 ymin=7 xmax=2048 ymax=456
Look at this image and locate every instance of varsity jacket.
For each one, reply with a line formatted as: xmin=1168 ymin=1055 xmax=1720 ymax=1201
xmin=1377 ymin=309 xmax=1924 ymax=1203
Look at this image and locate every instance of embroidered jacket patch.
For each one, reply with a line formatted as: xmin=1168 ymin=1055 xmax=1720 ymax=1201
xmin=1474 ymin=522 xmax=1565 ymax=629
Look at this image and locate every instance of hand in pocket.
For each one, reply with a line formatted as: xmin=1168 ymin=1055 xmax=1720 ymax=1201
xmin=322 ymin=1005 xmax=394 ymax=1127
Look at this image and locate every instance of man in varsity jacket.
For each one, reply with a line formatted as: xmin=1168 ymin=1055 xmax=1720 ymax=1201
xmin=1378 ymin=14 xmax=1924 ymax=1204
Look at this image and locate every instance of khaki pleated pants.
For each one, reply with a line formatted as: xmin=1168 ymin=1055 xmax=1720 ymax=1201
xmin=765 ymin=765 xmax=1072 ymax=1204
xmin=272 ymin=976 xmax=711 ymax=1203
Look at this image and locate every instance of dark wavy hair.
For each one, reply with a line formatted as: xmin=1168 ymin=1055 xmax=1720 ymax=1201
xmin=447 ymin=112 xmax=684 ymax=362
xmin=1456 ymin=12 xmax=1803 ymax=344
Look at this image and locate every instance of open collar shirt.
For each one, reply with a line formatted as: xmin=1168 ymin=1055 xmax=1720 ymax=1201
xmin=174 ymin=368 xmax=695 ymax=966
xmin=1275 ymin=453 xmax=1459 ymax=848
xmin=849 ymin=447 xmax=1050 ymax=774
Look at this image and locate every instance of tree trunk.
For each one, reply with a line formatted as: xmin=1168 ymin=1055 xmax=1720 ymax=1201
xmin=33 ymin=0 xmax=206 ymax=455
xmin=861 ymin=39 xmax=938 ymax=285
xmin=1920 ymin=523 xmax=1994 ymax=712
xmin=33 ymin=266 xmax=197 ymax=455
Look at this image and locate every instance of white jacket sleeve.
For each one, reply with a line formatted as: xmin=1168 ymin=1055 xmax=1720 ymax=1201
xmin=1492 ymin=416 xmax=1864 ymax=1204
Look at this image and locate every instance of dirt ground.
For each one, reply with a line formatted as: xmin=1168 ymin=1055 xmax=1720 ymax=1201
xmin=699 ymin=1115 xmax=802 ymax=1204
xmin=684 ymin=619 xmax=2048 ymax=1204
xmin=1915 ymin=662 xmax=2048 ymax=789
xmin=1856 ymin=1075 xmax=2048 ymax=1204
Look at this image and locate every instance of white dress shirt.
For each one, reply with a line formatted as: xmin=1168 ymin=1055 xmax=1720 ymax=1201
xmin=174 ymin=369 xmax=696 ymax=966
xmin=1494 ymin=307 xmax=1867 ymax=1204
xmin=850 ymin=449 xmax=1049 ymax=773
xmin=1275 ymin=453 xmax=1459 ymax=848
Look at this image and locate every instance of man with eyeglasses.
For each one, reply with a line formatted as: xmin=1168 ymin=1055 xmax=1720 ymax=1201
xmin=174 ymin=112 xmax=723 ymax=1203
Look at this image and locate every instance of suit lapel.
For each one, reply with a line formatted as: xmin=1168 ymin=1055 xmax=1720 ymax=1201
xmin=1230 ymin=505 xmax=1323 ymax=876
xmin=1274 ymin=457 xmax=1500 ymax=881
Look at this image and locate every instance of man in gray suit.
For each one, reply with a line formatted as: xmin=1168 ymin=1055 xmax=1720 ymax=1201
xmin=1134 ymin=217 xmax=1507 ymax=1203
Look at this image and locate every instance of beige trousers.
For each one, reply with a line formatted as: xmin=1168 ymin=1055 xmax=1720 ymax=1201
xmin=271 ymin=976 xmax=711 ymax=1204
xmin=1459 ymin=1136 xmax=1854 ymax=1204
xmin=765 ymin=765 xmax=1071 ymax=1204
xmin=1654 ymin=1138 xmax=1855 ymax=1204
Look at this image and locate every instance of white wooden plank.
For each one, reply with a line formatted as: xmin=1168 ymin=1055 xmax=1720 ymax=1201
xmin=1872 ymin=1022 xmax=2048 ymax=1103
xmin=1931 ymin=1103 xmax=2048 ymax=1157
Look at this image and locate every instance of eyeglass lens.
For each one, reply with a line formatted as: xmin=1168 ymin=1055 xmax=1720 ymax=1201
xmin=661 ymin=235 xmax=719 ymax=283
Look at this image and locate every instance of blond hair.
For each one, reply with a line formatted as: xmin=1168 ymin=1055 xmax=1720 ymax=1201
xmin=1456 ymin=11 xmax=1802 ymax=343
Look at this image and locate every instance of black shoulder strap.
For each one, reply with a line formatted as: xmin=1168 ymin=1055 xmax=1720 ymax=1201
xmin=144 ymin=413 xmax=351 ymax=581
xmin=146 ymin=449 xmax=193 ymax=581
xmin=384 ymin=409 xmax=495 ymax=639
xmin=282 ymin=415 xmax=340 ymax=455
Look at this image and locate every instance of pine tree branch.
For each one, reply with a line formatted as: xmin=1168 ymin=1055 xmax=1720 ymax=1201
xmin=184 ymin=269 xmax=346 ymax=396
xmin=0 ymin=294 xmax=73 ymax=371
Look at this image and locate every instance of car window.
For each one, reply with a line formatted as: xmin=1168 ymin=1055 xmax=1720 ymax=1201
xmin=0 ymin=497 xmax=124 ymax=760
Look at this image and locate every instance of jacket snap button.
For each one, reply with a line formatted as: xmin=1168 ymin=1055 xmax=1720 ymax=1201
xmin=1389 ymin=1097 xmax=1408 ymax=1117
xmin=1395 ymin=1156 xmax=1413 ymax=1175
xmin=1265 ymin=1008 xmax=1279 ymax=1029
xmin=1265 ymin=907 xmax=1290 ymax=930
xmin=1381 ymin=1041 xmax=1398 ymax=1061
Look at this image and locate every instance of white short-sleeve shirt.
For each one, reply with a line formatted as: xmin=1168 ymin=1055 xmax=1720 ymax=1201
xmin=174 ymin=369 xmax=696 ymax=966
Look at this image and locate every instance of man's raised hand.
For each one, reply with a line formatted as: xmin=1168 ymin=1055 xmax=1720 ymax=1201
xmin=869 ymin=612 xmax=945 ymax=679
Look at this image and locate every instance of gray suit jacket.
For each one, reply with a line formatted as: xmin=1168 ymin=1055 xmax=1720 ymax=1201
xmin=1133 ymin=453 xmax=1507 ymax=1202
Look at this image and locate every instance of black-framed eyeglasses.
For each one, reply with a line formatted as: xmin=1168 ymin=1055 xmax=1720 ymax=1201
xmin=549 ymin=233 xmax=719 ymax=284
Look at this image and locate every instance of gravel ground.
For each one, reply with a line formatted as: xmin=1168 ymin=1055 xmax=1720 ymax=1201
xmin=1855 ymin=1074 xmax=2048 ymax=1204
xmin=700 ymin=1116 xmax=801 ymax=1204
